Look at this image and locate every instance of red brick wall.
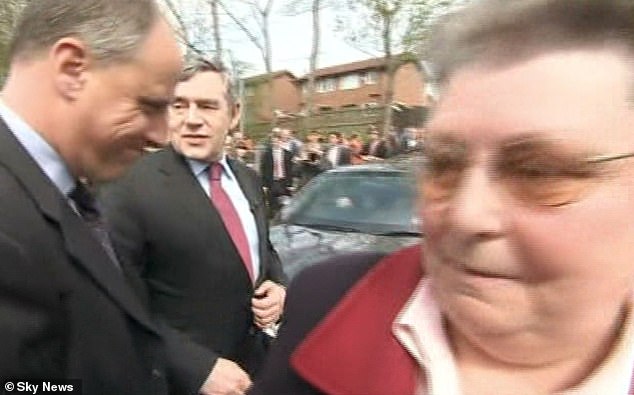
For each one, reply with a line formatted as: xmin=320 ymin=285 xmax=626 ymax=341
xmin=393 ymin=63 xmax=426 ymax=106
xmin=306 ymin=62 xmax=426 ymax=110
xmin=248 ymin=74 xmax=300 ymax=122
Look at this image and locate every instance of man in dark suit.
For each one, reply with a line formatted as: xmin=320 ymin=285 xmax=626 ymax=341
xmin=101 ymin=60 xmax=287 ymax=395
xmin=361 ymin=129 xmax=390 ymax=159
xmin=322 ymin=132 xmax=352 ymax=169
xmin=260 ymin=129 xmax=294 ymax=213
xmin=0 ymin=1 xmax=218 ymax=394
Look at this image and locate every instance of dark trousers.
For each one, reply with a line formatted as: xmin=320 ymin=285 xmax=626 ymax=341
xmin=267 ymin=179 xmax=290 ymax=215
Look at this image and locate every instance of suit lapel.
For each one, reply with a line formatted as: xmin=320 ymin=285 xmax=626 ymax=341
xmin=157 ymin=147 xmax=214 ymax=223
xmin=227 ymin=158 xmax=268 ymax=284
xmin=227 ymin=158 xmax=260 ymax=214
xmin=59 ymin=207 xmax=157 ymax=330
xmin=291 ymin=246 xmax=422 ymax=395
xmin=158 ymin=149 xmax=257 ymax=284
xmin=0 ymin=120 xmax=157 ymax=332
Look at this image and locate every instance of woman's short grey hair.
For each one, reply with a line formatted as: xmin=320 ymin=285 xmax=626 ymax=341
xmin=9 ymin=0 xmax=159 ymax=65
xmin=429 ymin=0 xmax=634 ymax=86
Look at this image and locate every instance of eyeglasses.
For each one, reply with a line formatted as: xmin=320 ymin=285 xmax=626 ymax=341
xmin=421 ymin=135 xmax=634 ymax=207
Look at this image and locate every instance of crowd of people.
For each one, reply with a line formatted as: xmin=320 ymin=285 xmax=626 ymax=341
xmin=225 ymin=125 xmax=425 ymax=193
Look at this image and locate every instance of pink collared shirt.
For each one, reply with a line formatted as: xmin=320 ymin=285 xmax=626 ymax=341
xmin=393 ymin=279 xmax=634 ymax=395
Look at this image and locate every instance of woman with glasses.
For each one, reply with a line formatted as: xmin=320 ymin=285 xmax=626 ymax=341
xmin=252 ymin=1 xmax=634 ymax=394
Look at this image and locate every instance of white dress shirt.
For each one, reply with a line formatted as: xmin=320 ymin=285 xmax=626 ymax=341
xmin=187 ymin=156 xmax=261 ymax=280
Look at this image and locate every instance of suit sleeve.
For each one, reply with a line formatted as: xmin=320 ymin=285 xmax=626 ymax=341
xmin=250 ymin=253 xmax=384 ymax=394
xmin=0 ymin=232 xmax=63 ymax=378
xmin=100 ymin=177 xmax=218 ymax=394
xmin=264 ymin=238 xmax=287 ymax=286
xmin=99 ymin=178 xmax=150 ymax=303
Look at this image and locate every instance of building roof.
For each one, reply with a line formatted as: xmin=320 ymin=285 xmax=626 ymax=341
xmin=298 ymin=53 xmax=420 ymax=81
xmin=243 ymin=70 xmax=297 ymax=85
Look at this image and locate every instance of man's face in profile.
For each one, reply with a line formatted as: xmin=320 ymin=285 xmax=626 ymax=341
xmin=421 ymin=48 xmax=634 ymax=354
xmin=75 ymin=19 xmax=182 ymax=182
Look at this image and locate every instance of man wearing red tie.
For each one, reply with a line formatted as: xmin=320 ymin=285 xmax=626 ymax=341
xmin=100 ymin=60 xmax=287 ymax=395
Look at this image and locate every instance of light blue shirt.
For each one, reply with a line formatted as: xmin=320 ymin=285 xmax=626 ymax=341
xmin=187 ymin=155 xmax=261 ymax=281
xmin=0 ymin=100 xmax=75 ymax=196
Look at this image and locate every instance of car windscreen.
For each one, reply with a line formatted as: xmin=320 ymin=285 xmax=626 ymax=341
xmin=285 ymin=171 xmax=419 ymax=234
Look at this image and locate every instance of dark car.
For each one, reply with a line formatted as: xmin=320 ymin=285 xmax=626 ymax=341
xmin=270 ymin=159 xmax=422 ymax=280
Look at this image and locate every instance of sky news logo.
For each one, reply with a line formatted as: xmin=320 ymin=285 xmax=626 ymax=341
xmin=2 ymin=380 xmax=81 ymax=394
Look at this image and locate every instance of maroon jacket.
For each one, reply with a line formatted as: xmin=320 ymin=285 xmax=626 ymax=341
xmin=252 ymin=245 xmax=634 ymax=394
xmin=252 ymin=246 xmax=421 ymax=395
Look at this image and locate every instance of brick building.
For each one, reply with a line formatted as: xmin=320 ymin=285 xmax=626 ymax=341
xmin=298 ymin=54 xmax=429 ymax=113
xmin=242 ymin=54 xmax=430 ymax=138
xmin=242 ymin=71 xmax=301 ymax=125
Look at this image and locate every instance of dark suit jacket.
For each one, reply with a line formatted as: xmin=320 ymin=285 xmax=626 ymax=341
xmin=361 ymin=139 xmax=389 ymax=158
xmin=100 ymin=147 xmax=287 ymax=374
xmin=321 ymin=145 xmax=352 ymax=170
xmin=260 ymin=145 xmax=294 ymax=189
xmin=251 ymin=246 xmax=423 ymax=395
xmin=0 ymin=118 xmax=210 ymax=394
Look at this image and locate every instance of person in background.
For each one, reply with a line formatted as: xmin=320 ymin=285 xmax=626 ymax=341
xmin=260 ymin=129 xmax=294 ymax=214
xmin=322 ymin=131 xmax=351 ymax=169
xmin=101 ymin=60 xmax=287 ymax=395
xmin=287 ymin=129 xmax=303 ymax=159
xmin=362 ymin=129 xmax=389 ymax=159
xmin=298 ymin=130 xmax=324 ymax=187
xmin=252 ymin=1 xmax=634 ymax=394
xmin=348 ymin=133 xmax=364 ymax=165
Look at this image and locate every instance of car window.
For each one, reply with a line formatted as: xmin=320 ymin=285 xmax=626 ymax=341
xmin=286 ymin=171 xmax=418 ymax=233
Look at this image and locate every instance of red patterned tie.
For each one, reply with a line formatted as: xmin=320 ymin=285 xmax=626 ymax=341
xmin=209 ymin=162 xmax=254 ymax=283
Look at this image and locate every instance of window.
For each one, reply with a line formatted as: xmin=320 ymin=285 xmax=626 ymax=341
xmin=364 ymin=71 xmax=379 ymax=85
xmin=319 ymin=106 xmax=334 ymax=112
xmin=339 ymin=74 xmax=361 ymax=90
xmin=341 ymin=104 xmax=358 ymax=109
xmin=316 ymin=78 xmax=337 ymax=93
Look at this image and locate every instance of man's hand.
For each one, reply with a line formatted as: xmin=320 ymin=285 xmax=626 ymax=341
xmin=252 ymin=280 xmax=286 ymax=329
xmin=199 ymin=358 xmax=252 ymax=395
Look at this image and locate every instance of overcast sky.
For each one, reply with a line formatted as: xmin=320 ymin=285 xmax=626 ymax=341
xmin=167 ymin=1 xmax=374 ymax=78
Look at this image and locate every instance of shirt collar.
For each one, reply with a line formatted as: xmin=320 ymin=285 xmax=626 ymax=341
xmin=0 ymin=99 xmax=75 ymax=196
xmin=185 ymin=154 xmax=234 ymax=181
xmin=394 ymin=281 xmax=634 ymax=395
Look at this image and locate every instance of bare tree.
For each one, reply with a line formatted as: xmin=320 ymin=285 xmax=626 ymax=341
xmin=377 ymin=0 xmax=402 ymax=136
xmin=284 ymin=0 xmax=329 ymax=119
xmin=219 ymin=0 xmax=276 ymax=125
xmin=219 ymin=0 xmax=274 ymax=74
xmin=306 ymin=0 xmax=322 ymax=119
xmin=339 ymin=0 xmax=466 ymax=136
xmin=162 ymin=0 xmax=212 ymax=59
xmin=210 ymin=0 xmax=223 ymax=62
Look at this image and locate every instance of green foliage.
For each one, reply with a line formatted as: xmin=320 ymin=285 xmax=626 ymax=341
xmin=336 ymin=0 xmax=469 ymax=57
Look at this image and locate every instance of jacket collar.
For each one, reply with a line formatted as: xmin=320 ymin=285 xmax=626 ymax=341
xmin=291 ymin=245 xmax=422 ymax=395
xmin=291 ymin=244 xmax=634 ymax=395
xmin=0 ymin=118 xmax=157 ymax=332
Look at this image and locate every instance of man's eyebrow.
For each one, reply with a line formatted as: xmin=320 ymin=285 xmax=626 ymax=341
xmin=170 ymin=97 xmax=221 ymax=106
